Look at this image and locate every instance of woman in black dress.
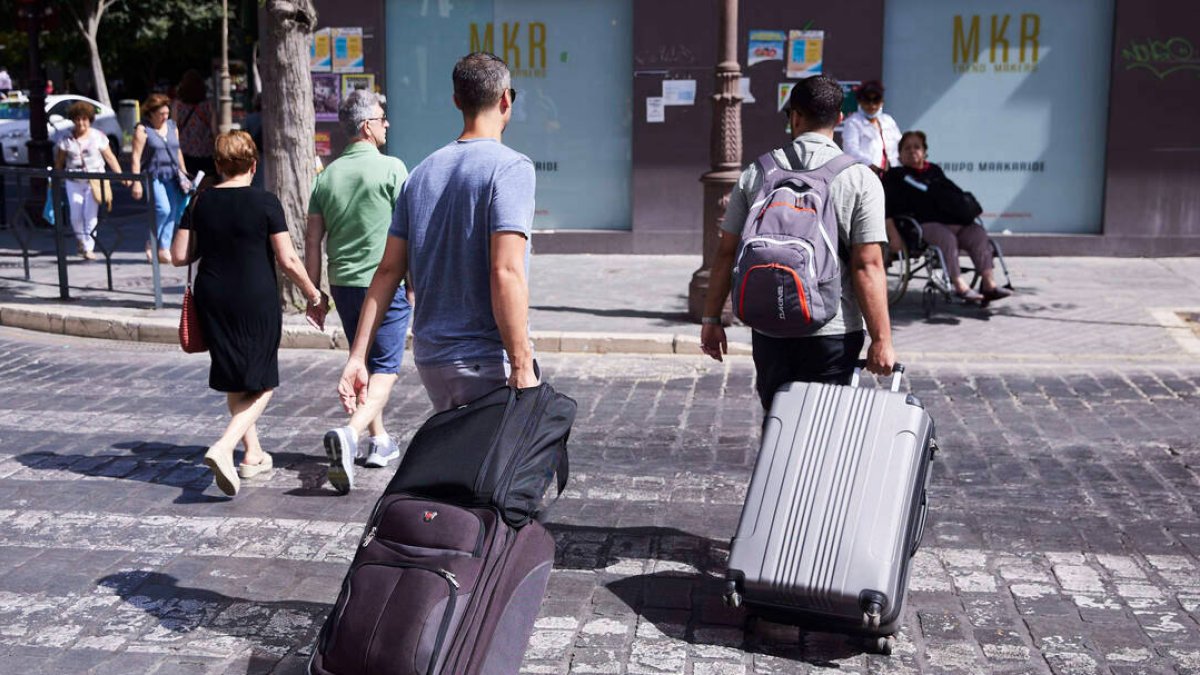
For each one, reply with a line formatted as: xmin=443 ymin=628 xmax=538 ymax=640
xmin=171 ymin=131 xmax=324 ymax=497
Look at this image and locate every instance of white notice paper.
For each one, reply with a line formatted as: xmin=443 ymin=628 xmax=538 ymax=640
xmin=738 ymin=77 xmax=756 ymax=103
xmin=662 ymin=79 xmax=697 ymax=106
xmin=646 ymin=97 xmax=665 ymax=123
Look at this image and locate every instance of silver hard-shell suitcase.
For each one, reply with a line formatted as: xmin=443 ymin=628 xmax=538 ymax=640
xmin=724 ymin=364 xmax=936 ymax=654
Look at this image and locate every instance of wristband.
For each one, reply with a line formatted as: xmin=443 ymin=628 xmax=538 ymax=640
xmin=701 ymin=316 xmax=722 ymax=325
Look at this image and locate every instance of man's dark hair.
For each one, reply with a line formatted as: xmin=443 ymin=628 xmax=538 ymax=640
xmin=453 ymin=52 xmax=511 ymax=116
xmin=787 ymin=75 xmax=843 ymax=129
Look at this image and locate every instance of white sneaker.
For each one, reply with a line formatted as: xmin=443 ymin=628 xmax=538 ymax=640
xmin=323 ymin=427 xmax=357 ymax=494
xmin=364 ymin=435 xmax=401 ymax=468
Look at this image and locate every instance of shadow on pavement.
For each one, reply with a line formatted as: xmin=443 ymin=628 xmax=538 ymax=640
xmin=606 ymin=571 xmax=871 ymax=665
xmin=95 ymin=571 xmax=324 ymax=675
xmin=13 ymin=441 xmax=334 ymax=503
xmin=530 ymin=304 xmax=690 ymax=325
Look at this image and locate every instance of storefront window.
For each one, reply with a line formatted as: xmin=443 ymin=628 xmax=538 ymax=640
xmin=883 ymin=0 xmax=1114 ymax=234
xmin=385 ymin=0 xmax=633 ymax=230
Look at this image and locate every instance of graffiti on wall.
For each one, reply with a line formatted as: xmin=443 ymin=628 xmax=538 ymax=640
xmin=1122 ymin=37 xmax=1200 ymax=79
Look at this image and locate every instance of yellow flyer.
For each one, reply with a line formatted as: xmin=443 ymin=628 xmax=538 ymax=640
xmin=787 ymin=30 xmax=824 ymax=78
xmin=310 ymin=28 xmax=331 ymax=72
xmin=332 ymin=28 xmax=364 ymax=74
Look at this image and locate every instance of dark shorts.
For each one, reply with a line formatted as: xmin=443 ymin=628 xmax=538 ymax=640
xmin=752 ymin=330 xmax=865 ymax=410
xmin=331 ymin=284 xmax=412 ymax=375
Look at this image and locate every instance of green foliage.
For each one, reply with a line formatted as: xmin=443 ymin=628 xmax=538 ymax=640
xmin=0 ymin=0 xmax=245 ymax=100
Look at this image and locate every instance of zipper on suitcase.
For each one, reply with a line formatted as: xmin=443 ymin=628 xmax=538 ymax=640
xmin=442 ymin=522 xmax=513 ymax=674
xmin=495 ymin=386 xmax=552 ymax=520
xmin=472 ymin=388 xmax=520 ymax=497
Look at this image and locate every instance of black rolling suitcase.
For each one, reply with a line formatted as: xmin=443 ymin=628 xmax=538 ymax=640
xmin=310 ymin=384 xmax=576 ymax=675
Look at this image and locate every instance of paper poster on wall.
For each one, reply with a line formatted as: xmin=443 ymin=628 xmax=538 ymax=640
xmin=777 ymin=82 xmax=795 ymax=111
xmin=310 ymin=28 xmax=332 ymax=72
xmin=314 ymin=131 xmax=332 ymax=157
xmin=313 ymin=73 xmax=340 ymax=121
xmin=738 ymin=77 xmax=756 ymax=103
xmin=341 ymin=73 xmax=375 ymax=99
xmin=332 ymin=28 xmax=364 ymax=73
xmin=748 ymin=30 xmax=786 ymax=66
xmin=646 ymin=96 xmax=665 ymax=123
xmin=787 ymin=30 xmax=824 ymax=78
xmin=662 ymin=79 xmax=696 ymax=106
xmin=840 ymin=79 xmax=859 ymax=120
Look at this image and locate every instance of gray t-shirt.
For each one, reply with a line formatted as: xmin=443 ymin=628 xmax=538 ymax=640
xmin=389 ymin=138 xmax=536 ymax=366
xmin=720 ymin=132 xmax=887 ymax=336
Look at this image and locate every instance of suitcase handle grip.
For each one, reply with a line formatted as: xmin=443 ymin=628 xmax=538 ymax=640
xmin=851 ymin=361 xmax=904 ymax=392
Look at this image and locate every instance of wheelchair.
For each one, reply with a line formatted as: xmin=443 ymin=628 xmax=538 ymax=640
xmin=883 ymin=215 xmax=1014 ymax=318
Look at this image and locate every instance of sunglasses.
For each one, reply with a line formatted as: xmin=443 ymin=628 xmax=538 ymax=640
xmin=859 ymin=96 xmax=882 ymax=104
xmin=508 ymin=87 xmax=518 ymax=103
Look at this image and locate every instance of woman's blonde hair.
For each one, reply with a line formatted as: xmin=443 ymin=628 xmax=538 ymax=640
xmin=214 ymin=130 xmax=258 ymax=178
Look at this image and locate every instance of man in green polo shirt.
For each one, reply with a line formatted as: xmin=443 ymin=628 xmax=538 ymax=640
xmin=305 ymin=88 xmax=410 ymax=494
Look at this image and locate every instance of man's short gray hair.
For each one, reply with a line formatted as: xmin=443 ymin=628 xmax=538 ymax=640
xmin=453 ymin=52 xmax=511 ymax=116
xmin=339 ymin=88 xmax=380 ymax=139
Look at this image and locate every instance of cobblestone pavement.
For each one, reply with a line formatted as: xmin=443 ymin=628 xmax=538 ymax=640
xmin=2 ymin=327 xmax=1200 ymax=674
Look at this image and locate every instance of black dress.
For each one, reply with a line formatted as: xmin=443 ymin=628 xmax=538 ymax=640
xmin=180 ymin=186 xmax=288 ymax=392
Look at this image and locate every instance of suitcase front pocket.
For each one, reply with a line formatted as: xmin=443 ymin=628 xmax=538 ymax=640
xmin=364 ymin=496 xmax=487 ymax=557
xmin=322 ymin=561 xmax=465 ymax=675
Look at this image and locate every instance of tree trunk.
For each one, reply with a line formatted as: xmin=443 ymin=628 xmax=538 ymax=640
xmin=261 ymin=0 xmax=317 ymax=310
xmin=84 ymin=29 xmax=111 ymax=107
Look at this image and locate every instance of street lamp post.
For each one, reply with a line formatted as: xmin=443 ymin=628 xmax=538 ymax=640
xmin=687 ymin=0 xmax=743 ymax=322
xmin=218 ymin=0 xmax=233 ymax=133
xmin=25 ymin=0 xmax=53 ymax=170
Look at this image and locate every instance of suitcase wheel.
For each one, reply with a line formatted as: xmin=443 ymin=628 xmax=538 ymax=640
xmin=875 ymin=635 xmax=895 ymax=656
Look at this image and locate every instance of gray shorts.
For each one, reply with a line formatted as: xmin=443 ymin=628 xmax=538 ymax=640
xmin=417 ymin=359 xmax=541 ymax=413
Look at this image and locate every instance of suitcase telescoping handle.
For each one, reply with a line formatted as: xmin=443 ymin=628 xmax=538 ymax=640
xmin=850 ymin=361 xmax=905 ymax=392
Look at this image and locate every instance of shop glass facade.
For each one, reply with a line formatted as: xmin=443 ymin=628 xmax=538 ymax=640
xmin=385 ymin=0 xmax=634 ymax=230
xmin=883 ymin=0 xmax=1115 ymax=234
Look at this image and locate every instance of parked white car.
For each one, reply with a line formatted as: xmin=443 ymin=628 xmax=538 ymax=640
xmin=0 ymin=94 xmax=124 ymax=166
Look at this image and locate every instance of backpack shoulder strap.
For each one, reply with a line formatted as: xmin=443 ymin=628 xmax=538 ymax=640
xmin=781 ymin=142 xmax=804 ymax=172
xmin=807 ymin=153 xmax=861 ymax=184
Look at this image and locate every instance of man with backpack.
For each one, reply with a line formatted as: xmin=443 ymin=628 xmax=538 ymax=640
xmin=699 ymin=74 xmax=895 ymax=409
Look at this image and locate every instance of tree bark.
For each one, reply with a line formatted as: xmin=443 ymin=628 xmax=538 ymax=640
xmin=261 ymin=0 xmax=317 ymax=310
xmin=84 ymin=30 xmax=110 ymax=107
xmin=70 ymin=0 xmax=114 ymax=107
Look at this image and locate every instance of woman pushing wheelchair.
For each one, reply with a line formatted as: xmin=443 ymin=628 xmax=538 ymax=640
xmin=882 ymin=131 xmax=1012 ymax=304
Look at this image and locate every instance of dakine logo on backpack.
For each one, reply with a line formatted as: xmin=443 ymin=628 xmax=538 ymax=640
xmin=731 ymin=149 xmax=859 ymax=338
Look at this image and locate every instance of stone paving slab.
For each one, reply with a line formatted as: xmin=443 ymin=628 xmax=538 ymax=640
xmin=1 ymin=327 xmax=1200 ymax=673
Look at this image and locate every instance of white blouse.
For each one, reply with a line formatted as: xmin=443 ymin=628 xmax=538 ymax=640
xmin=842 ymin=111 xmax=901 ymax=171
xmin=55 ymin=128 xmax=110 ymax=173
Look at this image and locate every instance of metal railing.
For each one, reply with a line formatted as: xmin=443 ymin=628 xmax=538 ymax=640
xmin=0 ymin=166 xmax=167 ymax=308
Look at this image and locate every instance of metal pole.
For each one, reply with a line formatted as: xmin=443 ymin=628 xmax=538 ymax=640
xmin=50 ymin=174 xmax=70 ymax=300
xmin=687 ymin=0 xmax=743 ymax=321
xmin=146 ymin=176 xmax=163 ymax=309
xmin=218 ymin=0 xmax=233 ymax=132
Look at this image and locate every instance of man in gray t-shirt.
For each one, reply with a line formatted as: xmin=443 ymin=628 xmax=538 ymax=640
xmin=338 ymin=52 xmax=538 ymax=431
xmin=700 ymin=75 xmax=895 ymax=409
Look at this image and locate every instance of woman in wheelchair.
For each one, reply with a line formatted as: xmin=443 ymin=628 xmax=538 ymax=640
xmin=882 ymin=131 xmax=1012 ymax=303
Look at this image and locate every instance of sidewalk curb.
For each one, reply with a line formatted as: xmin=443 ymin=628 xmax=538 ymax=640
xmin=0 ymin=302 xmax=754 ymax=356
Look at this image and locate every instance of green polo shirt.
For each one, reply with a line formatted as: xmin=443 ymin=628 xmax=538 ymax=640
xmin=308 ymin=142 xmax=408 ymax=287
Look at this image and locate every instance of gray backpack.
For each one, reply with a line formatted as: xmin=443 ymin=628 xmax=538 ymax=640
xmin=731 ymin=148 xmax=858 ymax=337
